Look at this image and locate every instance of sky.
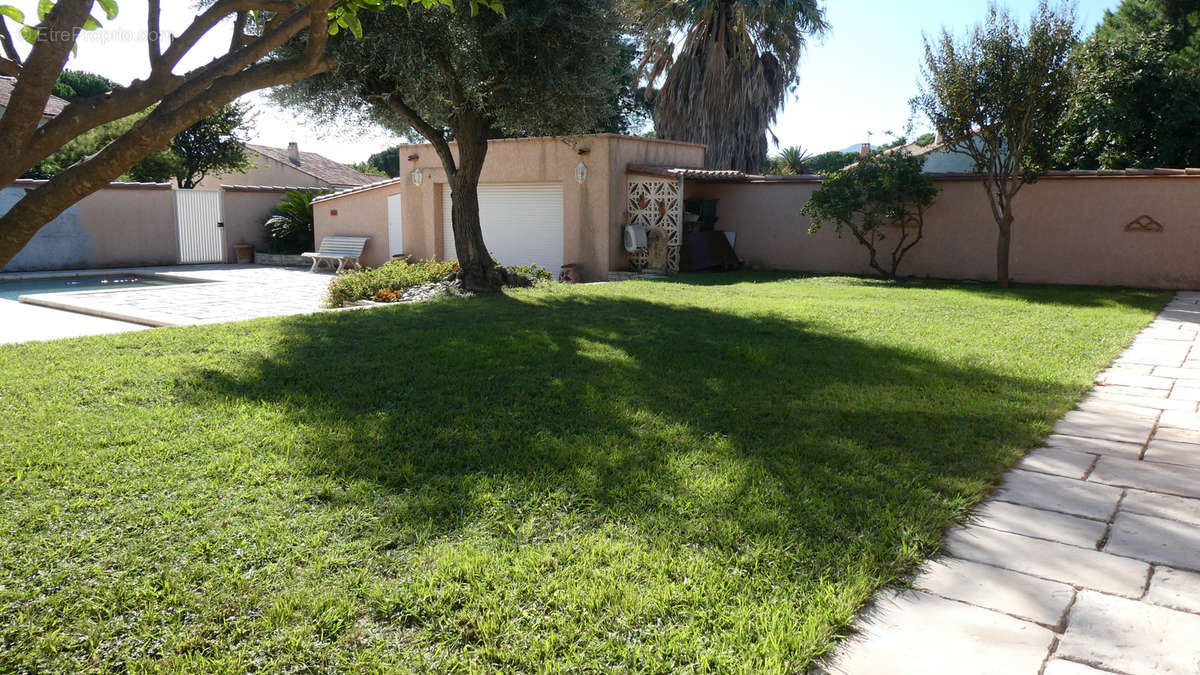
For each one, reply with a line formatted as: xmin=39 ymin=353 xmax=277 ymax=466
xmin=15 ymin=0 xmax=1123 ymax=163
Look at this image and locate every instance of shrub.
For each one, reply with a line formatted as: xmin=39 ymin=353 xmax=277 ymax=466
xmin=326 ymin=259 xmax=461 ymax=307
xmin=263 ymin=190 xmax=319 ymax=254
xmin=507 ymin=263 xmax=553 ymax=281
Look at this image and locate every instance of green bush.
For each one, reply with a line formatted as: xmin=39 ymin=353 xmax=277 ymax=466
xmin=326 ymin=259 xmax=461 ymax=307
xmin=263 ymin=190 xmax=319 ymax=254
xmin=507 ymin=263 xmax=553 ymax=281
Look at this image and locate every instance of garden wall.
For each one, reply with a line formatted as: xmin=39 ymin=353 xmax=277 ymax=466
xmin=218 ymin=185 xmax=315 ymax=262
xmin=1 ymin=180 xmax=177 ymax=272
xmin=687 ymin=174 xmax=1200 ymax=289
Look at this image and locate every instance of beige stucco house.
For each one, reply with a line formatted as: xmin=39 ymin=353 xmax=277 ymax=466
xmin=198 ymin=142 xmax=378 ymax=190
xmin=313 ymin=134 xmax=706 ymax=281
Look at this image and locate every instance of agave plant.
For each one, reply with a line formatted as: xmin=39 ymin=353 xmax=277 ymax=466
xmin=263 ymin=189 xmax=319 ymax=255
xmin=631 ymin=0 xmax=829 ymax=172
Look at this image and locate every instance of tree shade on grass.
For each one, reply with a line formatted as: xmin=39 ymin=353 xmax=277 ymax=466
xmin=0 ymin=274 xmax=1167 ymax=671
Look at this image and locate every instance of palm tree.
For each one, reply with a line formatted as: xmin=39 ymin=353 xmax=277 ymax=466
xmin=632 ymin=0 xmax=828 ymax=172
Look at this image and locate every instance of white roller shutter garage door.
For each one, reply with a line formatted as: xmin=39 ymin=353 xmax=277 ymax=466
xmin=442 ymin=183 xmax=564 ymax=273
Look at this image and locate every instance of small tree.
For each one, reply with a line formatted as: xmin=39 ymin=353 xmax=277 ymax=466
xmin=914 ymin=1 xmax=1076 ymax=288
xmin=801 ymin=152 xmax=939 ymax=280
xmin=274 ymin=0 xmax=626 ymax=291
xmin=170 ymin=103 xmax=252 ymax=189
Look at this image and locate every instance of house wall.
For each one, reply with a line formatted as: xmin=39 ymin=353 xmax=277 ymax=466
xmin=2 ymin=181 xmax=177 ymax=272
xmin=197 ymin=150 xmax=330 ymax=190
xmin=313 ymin=134 xmax=705 ymax=280
xmin=686 ymin=175 xmax=1200 ymax=289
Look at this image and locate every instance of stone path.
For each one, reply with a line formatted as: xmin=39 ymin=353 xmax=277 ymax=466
xmin=826 ymin=291 xmax=1200 ymax=675
xmin=11 ymin=265 xmax=334 ymax=331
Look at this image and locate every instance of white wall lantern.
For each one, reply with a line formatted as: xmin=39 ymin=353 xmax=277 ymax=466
xmin=411 ymin=167 xmax=424 ymax=186
xmin=575 ymin=162 xmax=588 ymax=184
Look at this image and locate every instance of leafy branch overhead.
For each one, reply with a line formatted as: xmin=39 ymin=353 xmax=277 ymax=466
xmin=0 ymin=0 xmax=502 ymax=270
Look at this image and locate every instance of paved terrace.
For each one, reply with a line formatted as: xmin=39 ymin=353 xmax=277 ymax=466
xmin=827 ymin=292 xmax=1200 ymax=675
xmin=1 ymin=266 xmax=335 ymax=344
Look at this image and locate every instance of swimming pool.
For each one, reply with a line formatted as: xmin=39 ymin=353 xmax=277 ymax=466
xmin=0 ymin=274 xmax=205 ymax=302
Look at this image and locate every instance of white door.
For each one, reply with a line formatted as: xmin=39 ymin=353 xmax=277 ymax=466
xmin=442 ymin=183 xmax=564 ymax=273
xmin=387 ymin=194 xmax=404 ymax=257
xmin=175 ymin=189 xmax=224 ymax=264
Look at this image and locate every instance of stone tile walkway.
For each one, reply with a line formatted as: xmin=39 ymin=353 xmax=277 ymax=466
xmin=826 ymin=291 xmax=1200 ymax=675
xmin=12 ymin=265 xmax=335 ymax=331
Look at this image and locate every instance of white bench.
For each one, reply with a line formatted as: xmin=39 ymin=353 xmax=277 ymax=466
xmin=302 ymin=236 xmax=370 ymax=273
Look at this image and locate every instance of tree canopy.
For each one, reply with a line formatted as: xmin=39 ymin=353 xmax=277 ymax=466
xmin=802 ymin=151 xmax=939 ymax=280
xmin=273 ymin=0 xmax=625 ymax=290
xmin=630 ymin=0 xmax=828 ymax=172
xmin=168 ymin=103 xmax=252 ymax=189
xmin=1055 ymin=0 xmax=1200 ymax=169
xmin=915 ymin=0 xmax=1076 ymax=287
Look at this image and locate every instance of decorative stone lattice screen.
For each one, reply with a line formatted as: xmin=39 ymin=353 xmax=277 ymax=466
xmin=626 ymin=176 xmax=683 ymax=272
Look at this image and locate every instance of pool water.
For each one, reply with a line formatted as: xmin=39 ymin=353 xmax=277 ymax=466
xmin=0 ymin=275 xmax=201 ymax=301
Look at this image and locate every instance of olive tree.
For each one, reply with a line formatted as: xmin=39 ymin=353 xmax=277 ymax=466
xmin=914 ymin=1 xmax=1076 ymax=288
xmin=0 ymin=0 xmax=496 ymax=269
xmin=801 ymin=151 xmax=939 ymax=280
xmin=273 ymin=0 xmax=625 ymax=291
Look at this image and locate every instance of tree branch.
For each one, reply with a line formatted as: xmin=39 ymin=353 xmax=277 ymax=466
xmin=148 ymin=0 xmax=162 ymax=61
xmin=0 ymin=0 xmax=94 ymax=159
xmin=385 ymin=94 xmax=458 ymax=176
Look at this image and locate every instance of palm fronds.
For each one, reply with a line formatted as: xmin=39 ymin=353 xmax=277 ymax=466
xmin=631 ymin=0 xmax=829 ymax=171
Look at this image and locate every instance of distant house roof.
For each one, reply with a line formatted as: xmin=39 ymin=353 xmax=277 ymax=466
xmin=246 ymin=143 xmax=378 ymax=187
xmin=0 ymin=76 xmax=70 ymax=118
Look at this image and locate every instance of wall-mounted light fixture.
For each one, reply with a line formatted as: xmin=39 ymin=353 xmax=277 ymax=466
xmin=575 ymin=162 xmax=588 ymax=184
xmin=411 ymin=167 xmax=424 ymax=186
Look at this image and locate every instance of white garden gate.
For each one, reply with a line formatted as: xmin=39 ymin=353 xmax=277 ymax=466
xmin=174 ymin=189 xmax=224 ymax=264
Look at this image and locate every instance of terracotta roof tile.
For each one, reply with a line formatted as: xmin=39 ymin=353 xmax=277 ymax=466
xmin=0 ymin=76 xmax=70 ymax=117
xmin=247 ymin=144 xmax=378 ymax=187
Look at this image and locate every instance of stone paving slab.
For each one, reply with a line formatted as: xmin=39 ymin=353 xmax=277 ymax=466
xmin=995 ymin=470 xmax=1122 ymax=519
xmin=1121 ymin=489 xmax=1200 ymax=526
xmin=1041 ymin=660 xmax=1112 ymax=675
xmin=1046 ymin=433 xmax=1146 ymax=459
xmin=1056 ymin=591 xmax=1200 ymax=675
xmin=1145 ymin=566 xmax=1200 ymax=615
xmin=1159 ymin=410 xmax=1200 ymax=431
xmin=825 ymin=590 xmax=1056 ymax=675
xmin=944 ymin=526 xmax=1149 ymax=597
xmin=1104 ymin=511 xmax=1200 ymax=571
xmin=1013 ymin=446 xmax=1097 ymax=480
xmin=1053 ymin=410 xmax=1156 ymax=444
xmin=1144 ymin=439 xmax=1200 ymax=468
xmin=1088 ymin=455 xmax=1200 ymax=499
xmin=973 ymin=501 xmax=1107 ymax=548
xmin=1154 ymin=426 xmax=1200 ymax=444
xmin=913 ymin=557 xmax=1075 ymax=627
xmin=1094 ymin=372 xmax=1175 ymax=390
xmin=1073 ymin=398 xmax=1161 ymax=420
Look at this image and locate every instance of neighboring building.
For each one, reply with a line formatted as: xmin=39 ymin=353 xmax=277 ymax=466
xmin=198 ymin=142 xmax=379 ymax=190
xmin=873 ymin=134 xmax=979 ymax=173
xmin=0 ymin=76 xmax=70 ymax=125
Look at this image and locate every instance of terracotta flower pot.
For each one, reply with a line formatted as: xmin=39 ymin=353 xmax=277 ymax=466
xmin=233 ymin=244 xmax=254 ymax=265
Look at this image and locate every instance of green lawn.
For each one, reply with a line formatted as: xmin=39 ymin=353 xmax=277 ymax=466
xmin=0 ymin=274 xmax=1168 ymax=672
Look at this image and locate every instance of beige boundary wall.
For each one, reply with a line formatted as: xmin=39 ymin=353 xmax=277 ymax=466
xmin=687 ymin=174 xmax=1200 ymax=289
xmin=218 ymin=185 xmax=326 ymax=263
xmin=2 ymin=180 xmax=177 ymax=272
xmin=314 ymin=134 xmax=706 ymax=280
xmin=3 ymin=181 xmax=303 ymax=271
